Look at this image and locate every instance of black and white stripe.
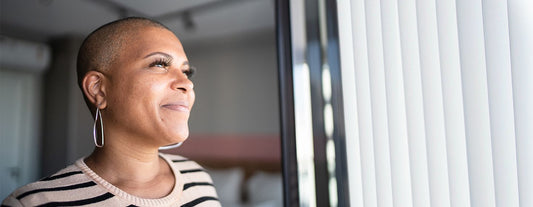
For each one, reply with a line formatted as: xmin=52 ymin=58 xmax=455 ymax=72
xmin=40 ymin=171 xmax=83 ymax=181
xmin=183 ymin=182 xmax=215 ymax=191
xmin=36 ymin=192 xmax=114 ymax=207
xmin=16 ymin=181 xmax=97 ymax=200
xmin=172 ymin=159 xmax=190 ymax=163
xmin=181 ymin=196 xmax=219 ymax=207
xmin=3 ymin=154 xmax=220 ymax=206
xmin=180 ymin=168 xmax=205 ymax=174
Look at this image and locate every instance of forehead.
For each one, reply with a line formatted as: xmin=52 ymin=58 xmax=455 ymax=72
xmin=120 ymin=26 xmax=186 ymax=60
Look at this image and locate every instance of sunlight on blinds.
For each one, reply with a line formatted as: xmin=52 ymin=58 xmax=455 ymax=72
xmin=338 ymin=0 xmax=533 ymax=206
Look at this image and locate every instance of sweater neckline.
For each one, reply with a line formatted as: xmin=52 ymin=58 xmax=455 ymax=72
xmin=75 ymin=153 xmax=183 ymax=206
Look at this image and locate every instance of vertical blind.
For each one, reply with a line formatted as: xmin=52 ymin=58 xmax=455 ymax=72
xmin=337 ymin=0 xmax=532 ymax=206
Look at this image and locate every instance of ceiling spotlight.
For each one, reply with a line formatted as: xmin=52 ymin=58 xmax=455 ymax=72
xmin=182 ymin=11 xmax=195 ymax=31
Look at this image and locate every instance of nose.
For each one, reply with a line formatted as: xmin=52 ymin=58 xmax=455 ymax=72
xmin=171 ymin=71 xmax=194 ymax=93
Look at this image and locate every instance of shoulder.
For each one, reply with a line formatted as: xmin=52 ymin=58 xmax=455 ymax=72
xmin=159 ymin=153 xmax=191 ymax=163
xmin=160 ymin=153 xmax=205 ymax=171
xmin=160 ymin=153 xmax=213 ymax=181
xmin=2 ymin=162 xmax=105 ymax=207
xmin=159 ymin=153 xmax=221 ymax=207
xmin=7 ymin=164 xmax=85 ymax=197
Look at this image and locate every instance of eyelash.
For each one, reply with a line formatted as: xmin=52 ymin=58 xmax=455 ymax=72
xmin=149 ymin=58 xmax=195 ymax=78
xmin=183 ymin=67 xmax=196 ymax=78
xmin=149 ymin=58 xmax=171 ymax=69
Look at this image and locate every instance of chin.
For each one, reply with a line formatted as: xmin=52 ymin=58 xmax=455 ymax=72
xmin=162 ymin=120 xmax=189 ymax=134
xmin=159 ymin=134 xmax=188 ymax=148
xmin=166 ymin=127 xmax=189 ymax=143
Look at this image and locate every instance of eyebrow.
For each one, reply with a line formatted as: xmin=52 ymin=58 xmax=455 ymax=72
xmin=144 ymin=52 xmax=172 ymax=59
xmin=143 ymin=52 xmax=189 ymax=67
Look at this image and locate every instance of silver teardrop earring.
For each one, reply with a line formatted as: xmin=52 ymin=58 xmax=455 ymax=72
xmin=159 ymin=142 xmax=183 ymax=150
xmin=93 ymin=108 xmax=104 ymax=147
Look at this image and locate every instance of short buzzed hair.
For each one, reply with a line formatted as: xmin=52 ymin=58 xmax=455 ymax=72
xmin=76 ymin=17 xmax=170 ymax=112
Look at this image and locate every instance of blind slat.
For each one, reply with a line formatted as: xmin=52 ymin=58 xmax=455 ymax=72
xmin=380 ymin=0 xmax=413 ymax=206
xmin=508 ymin=0 xmax=533 ymax=206
xmin=364 ymin=0 xmax=394 ymax=206
xmin=397 ymin=0 xmax=432 ymax=206
xmin=337 ymin=0 xmax=364 ymax=206
xmin=456 ymin=0 xmax=497 ymax=206
xmin=416 ymin=0 xmax=451 ymax=206
xmin=482 ymin=0 xmax=520 ymax=206
xmin=352 ymin=0 xmax=379 ymax=206
xmin=435 ymin=0 xmax=472 ymax=206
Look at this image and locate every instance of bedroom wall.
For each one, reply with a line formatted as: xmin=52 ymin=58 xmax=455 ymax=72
xmin=184 ymin=28 xmax=280 ymax=135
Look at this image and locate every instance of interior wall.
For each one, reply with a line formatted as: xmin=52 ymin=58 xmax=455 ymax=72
xmin=184 ymin=28 xmax=280 ymax=135
xmin=41 ymin=36 xmax=93 ymax=177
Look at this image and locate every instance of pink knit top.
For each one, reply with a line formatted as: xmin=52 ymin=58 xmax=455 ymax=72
xmin=2 ymin=153 xmax=220 ymax=207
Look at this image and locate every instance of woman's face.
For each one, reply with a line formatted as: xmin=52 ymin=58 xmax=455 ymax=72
xmin=102 ymin=26 xmax=195 ymax=148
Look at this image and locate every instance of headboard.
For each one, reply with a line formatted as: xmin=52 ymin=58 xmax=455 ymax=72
xmin=163 ymin=134 xmax=282 ymax=175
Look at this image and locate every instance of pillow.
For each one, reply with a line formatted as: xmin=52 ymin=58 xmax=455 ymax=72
xmin=206 ymin=167 xmax=244 ymax=205
xmin=246 ymin=171 xmax=283 ymax=206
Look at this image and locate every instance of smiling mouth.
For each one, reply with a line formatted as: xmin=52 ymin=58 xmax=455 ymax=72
xmin=161 ymin=103 xmax=189 ymax=112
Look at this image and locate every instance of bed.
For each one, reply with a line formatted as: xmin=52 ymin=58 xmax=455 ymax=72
xmin=164 ymin=134 xmax=283 ymax=207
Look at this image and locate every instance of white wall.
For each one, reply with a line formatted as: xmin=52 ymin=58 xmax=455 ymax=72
xmin=185 ymin=29 xmax=280 ymax=135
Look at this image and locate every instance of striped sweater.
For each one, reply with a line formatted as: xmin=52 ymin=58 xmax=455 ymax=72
xmin=2 ymin=153 xmax=220 ymax=207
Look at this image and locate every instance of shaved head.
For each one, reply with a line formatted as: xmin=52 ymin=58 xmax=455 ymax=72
xmin=77 ymin=17 xmax=172 ymax=112
xmin=77 ymin=17 xmax=170 ymax=88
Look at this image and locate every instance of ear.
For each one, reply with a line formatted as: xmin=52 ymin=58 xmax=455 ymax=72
xmin=82 ymin=71 xmax=108 ymax=109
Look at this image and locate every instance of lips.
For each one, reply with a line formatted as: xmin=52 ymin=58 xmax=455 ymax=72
xmin=161 ymin=101 xmax=189 ymax=112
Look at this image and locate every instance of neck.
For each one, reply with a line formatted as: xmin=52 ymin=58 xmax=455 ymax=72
xmin=84 ymin=135 xmax=165 ymax=184
xmin=83 ymin=115 xmax=177 ymax=199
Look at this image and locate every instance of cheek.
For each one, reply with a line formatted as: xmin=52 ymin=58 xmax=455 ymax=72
xmin=111 ymin=77 xmax=165 ymax=110
xmin=130 ymin=75 xmax=167 ymax=96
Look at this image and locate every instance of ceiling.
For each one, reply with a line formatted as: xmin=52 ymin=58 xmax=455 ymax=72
xmin=0 ymin=0 xmax=275 ymax=44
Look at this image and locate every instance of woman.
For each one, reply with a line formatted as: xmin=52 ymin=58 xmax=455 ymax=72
xmin=2 ymin=17 xmax=220 ymax=207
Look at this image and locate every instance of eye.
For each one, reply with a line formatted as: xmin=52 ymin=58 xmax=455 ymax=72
xmin=149 ymin=58 xmax=171 ymax=69
xmin=183 ymin=66 xmax=196 ymax=78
